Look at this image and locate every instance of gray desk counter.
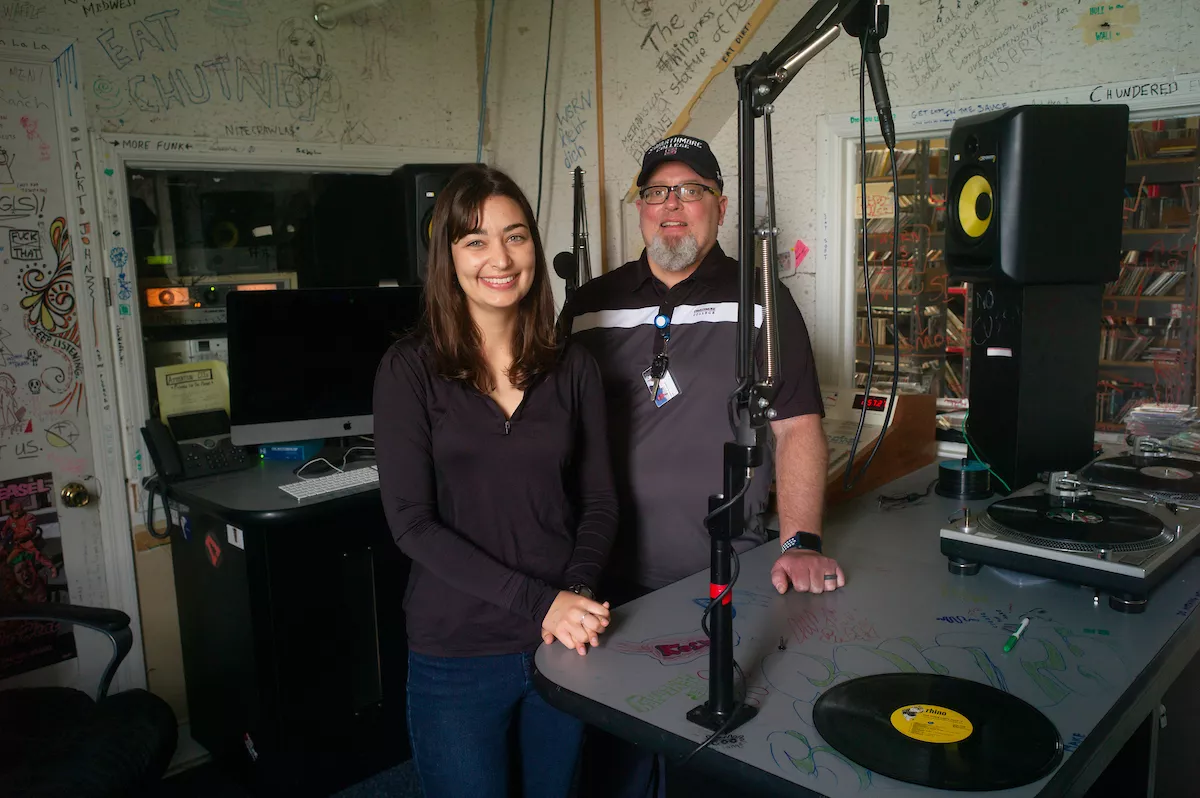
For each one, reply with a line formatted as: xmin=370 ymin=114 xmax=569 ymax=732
xmin=535 ymin=465 xmax=1200 ymax=797
xmin=167 ymin=460 xmax=380 ymax=526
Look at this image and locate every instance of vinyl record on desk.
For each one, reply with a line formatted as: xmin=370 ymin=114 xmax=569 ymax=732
xmin=986 ymin=494 xmax=1163 ymax=547
xmin=1082 ymin=455 xmax=1200 ymax=496
xmin=812 ymin=673 xmax=1062 ymax=791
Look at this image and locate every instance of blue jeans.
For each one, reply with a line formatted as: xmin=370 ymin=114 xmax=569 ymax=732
xmin=407 ymin=650 xmax=584 ymax=798
xmin=579 ymin=579 xmax=666 ymax=798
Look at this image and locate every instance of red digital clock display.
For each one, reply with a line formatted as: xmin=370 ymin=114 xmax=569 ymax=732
xmin=853 ymin=394 xmax=887 ymax=411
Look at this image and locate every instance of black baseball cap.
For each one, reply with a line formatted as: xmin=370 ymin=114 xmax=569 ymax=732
xmin=636 ymin=135 xmax=723 ymax=191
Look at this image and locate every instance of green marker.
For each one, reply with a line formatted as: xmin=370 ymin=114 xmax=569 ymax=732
xmin=1003 ymin=617 xmax=1030 ymax=652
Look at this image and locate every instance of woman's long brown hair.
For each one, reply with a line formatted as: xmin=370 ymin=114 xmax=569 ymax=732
xmin=422 ymin=164 xmax=558 ymax=394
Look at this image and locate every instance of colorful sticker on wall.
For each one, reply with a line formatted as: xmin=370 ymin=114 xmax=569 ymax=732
xmin=17 ymin=218 xmax=83 ymax=415
xmin=1076 ymin=4 xmax=1140 ymax=44
xmin=0 ymin=471 xmax=78 ymax=680
xmin=793 ymin=239 xmax=810 ymax=271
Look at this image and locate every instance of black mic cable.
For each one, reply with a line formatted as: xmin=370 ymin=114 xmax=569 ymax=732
xmin=843 ymin=31 xmax=901 ymax=492
xmin=861 ymin=2 xmax=896 ymax=150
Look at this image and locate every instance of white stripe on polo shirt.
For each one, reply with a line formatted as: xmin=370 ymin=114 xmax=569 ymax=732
xmin=572 ymin=305 xmax=658 ymax=332
xmin=572 ymin=302 xmax=763 ymax=334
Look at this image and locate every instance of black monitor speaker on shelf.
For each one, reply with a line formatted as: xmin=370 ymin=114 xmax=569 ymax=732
xmin=947 ymin=104 xmax=1129 ymax=493
xmin=311 ymin=174 xmax=418 ymax=287
xmin=393 ymin=163 xmax=475 ymax=283
xmin=946 ymin=104 xmax=1128 ymax=285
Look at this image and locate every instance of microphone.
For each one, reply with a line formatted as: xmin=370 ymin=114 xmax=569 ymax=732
xmin=554 ymin=251 xmax=579 ymax=309
xmin=845 ymin=0 xmax=896 ymax=150
xmin=553 ymin=251 xmax=578 ymax=285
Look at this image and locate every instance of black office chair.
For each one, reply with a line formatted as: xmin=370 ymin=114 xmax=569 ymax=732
xmin=0 ymin=602 xmax=178 ymax=798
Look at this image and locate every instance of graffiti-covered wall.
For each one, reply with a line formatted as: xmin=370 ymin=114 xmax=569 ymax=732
xmin=5 ymin=0 xmax=481 ymax=147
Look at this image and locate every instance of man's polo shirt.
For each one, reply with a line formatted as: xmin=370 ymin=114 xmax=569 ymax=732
xmin=565 ymin=243 xmax=824 ymax=589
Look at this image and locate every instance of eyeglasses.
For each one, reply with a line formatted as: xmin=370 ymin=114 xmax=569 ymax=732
xmin=638 ymin=183 xmax=720 ymax=205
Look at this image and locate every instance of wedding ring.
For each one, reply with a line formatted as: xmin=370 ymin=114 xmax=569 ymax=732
xmin=823 ymin=574 xmax=837 ymax=581
xmin=580 ymin=611 xmax=590 ymax=624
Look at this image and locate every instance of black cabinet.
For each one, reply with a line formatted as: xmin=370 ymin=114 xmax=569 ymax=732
xmin=168 ymin=466 xmax=409 ymax=796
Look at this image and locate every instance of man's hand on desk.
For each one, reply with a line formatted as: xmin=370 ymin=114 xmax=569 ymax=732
xmin=771 ymin=550 xmax=846 ymax=594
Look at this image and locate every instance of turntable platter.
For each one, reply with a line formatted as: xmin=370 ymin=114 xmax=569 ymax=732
xmin=1083 ymin=455 xmax=1200 ymax=496
xmin=986 ymin=495 xmax=1164 ymax=548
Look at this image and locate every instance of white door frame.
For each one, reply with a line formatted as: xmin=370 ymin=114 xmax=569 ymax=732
xmin=813 ymin=72 xmax=1200 ymax=390
xmin=91 ymin=134 xmax=477 ymax=688
xmin=0 ymin=31 xmax=144 ymax=692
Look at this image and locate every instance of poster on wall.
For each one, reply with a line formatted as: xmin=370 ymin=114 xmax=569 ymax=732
xmin=0 ymin=472 xmax=76 ymax=680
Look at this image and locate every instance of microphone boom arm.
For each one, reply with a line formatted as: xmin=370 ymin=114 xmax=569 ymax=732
xmin=686 ymin=0 xmax=864 ymax=739
xmin=685 ymin=0 xmax=867 ymax=742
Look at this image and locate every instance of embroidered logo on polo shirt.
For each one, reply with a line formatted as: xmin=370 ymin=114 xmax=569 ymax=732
xmin=692 ymin=306 xmax=716 ymax=317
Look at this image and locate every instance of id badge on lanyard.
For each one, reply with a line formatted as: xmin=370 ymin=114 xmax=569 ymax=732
xmin=642 ymin=309 xmax=681 ymax=407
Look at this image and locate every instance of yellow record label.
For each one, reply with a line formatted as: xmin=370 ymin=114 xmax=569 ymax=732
xmin=890 ymin=704 xmax=974 ymax=743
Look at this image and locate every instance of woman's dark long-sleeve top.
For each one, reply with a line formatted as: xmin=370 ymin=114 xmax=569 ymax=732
xmin=373 ymin=336 xmax=619 ymax=657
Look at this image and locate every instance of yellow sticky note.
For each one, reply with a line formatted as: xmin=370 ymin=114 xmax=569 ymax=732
xmin=155 ymin=360 xmax=230 ymax=424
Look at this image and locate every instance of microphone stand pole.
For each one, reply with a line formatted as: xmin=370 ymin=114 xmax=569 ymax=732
xmin=685 ymin=0 xmax=861 ymax=738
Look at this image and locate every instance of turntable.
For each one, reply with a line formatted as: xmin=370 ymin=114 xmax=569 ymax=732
xmin=940 ymin=452 xmax=1200 ymax=613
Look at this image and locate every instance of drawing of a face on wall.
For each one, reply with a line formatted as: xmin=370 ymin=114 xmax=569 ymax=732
xmin=278 ymin=18 xmax=327 ymax=80
xmin=622 ymin=0 xmax=655 ymax=27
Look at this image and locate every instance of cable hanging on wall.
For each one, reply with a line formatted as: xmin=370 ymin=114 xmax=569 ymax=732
xmin=477 ymin=0 xmax=497 ymax=163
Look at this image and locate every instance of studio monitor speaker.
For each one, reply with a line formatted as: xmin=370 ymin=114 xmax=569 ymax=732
xmin=946 ymin=104 xmax=1129 ymax=285
xmin=393 ymin=163 xmax=475 ymax=282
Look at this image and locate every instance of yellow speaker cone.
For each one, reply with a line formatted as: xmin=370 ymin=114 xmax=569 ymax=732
xmin=957 ymin=174 xmax=993 ymax=239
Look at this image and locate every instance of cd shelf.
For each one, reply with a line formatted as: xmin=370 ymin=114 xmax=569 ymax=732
xmin=852 ymin=138 xmax=957 ymax=398
xmin=1099 ymin=115 xmax=1200 ymax=430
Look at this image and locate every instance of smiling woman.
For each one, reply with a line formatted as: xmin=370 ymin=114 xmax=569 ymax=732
xmin=451 ymin=198 xmax=537 ymax=317
xmin=423 ymin=165 xmax=557 ymax=396
xmin=372 ymin=163 xmax=619 ymax=797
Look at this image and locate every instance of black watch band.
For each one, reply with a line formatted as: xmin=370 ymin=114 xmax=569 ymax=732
xmin=568 ymin=583 xmax=595 ymax=601
xmin=781 ymin=531 xmax=823 ymax=555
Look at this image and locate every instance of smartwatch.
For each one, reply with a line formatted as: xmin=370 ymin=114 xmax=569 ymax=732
xmin=781 ymin=532 xmax=823 ymax=555
xmin=568 ymin=583 xmax=595 ymax=600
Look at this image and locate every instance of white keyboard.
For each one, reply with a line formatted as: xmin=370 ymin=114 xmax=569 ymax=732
xmin=279 ymin=465 xmax=379 ymax=500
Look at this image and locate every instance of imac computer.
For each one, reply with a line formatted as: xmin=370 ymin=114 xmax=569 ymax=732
xmin=227 ymin=286 xmax=424 ymax=447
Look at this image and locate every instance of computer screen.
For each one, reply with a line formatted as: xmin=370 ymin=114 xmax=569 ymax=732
xmin=227 ymin=286 xmax=424 ymax=446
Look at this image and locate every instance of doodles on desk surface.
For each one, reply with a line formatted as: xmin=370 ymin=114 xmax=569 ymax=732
xmin=790 ymin=607 xmax=878 ymax=646
xmin=763 ymin=627 xmax=1127 ymax=724
xmin=762 ymin=628 xmax=1127 ymax=790
xmin=769 ymin=729 xmax=873 ymax=791
xmin=615 ymin=629 xmax=740 ymax=666
xmin=624 ymin=672 xmax=706 ymax=714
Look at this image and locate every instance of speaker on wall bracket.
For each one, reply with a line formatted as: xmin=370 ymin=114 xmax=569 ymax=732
xmin=392 ymin=163 xmax=477 ymax=284
xmin=946 ymin=104 xmax=1129 ymax=285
